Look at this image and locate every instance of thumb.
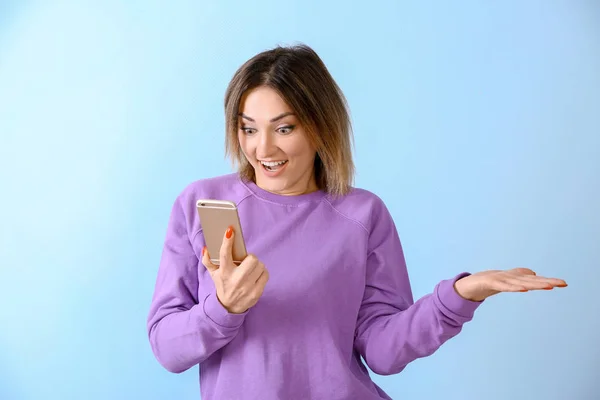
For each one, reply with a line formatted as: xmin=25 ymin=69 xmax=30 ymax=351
xmin=510 ymin=267 xmax=536 ymax=276
xmin=201 ymin=246 xmax=218 ymax=273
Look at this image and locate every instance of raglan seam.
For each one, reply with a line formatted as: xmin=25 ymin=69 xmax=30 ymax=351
xmin=323 ymin=197 xmax=370 ymax=236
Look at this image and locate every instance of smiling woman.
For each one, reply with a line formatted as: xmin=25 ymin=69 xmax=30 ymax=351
xmin=146 ymin=43 xmax=567 ymax=400
xmin=224 ymin=44 xmax=354 ymax=197
xmin=236 ymin=88 xmax=319 ymax=196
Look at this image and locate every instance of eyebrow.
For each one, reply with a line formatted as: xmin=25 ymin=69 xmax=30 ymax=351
xmin=238 ymin=112 xmax=295 ymax=123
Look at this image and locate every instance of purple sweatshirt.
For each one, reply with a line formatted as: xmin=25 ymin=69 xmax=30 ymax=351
xmin=147 ymin=173 xmax=482 ymax=399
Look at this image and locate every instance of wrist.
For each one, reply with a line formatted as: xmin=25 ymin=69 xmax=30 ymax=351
xmin=216 ymin=293 xmax=247 ymax=314
xmin=203 ymin=292 xmax=247 ymax=328
xmin=454 ymin=276 xmax=486 ymax=302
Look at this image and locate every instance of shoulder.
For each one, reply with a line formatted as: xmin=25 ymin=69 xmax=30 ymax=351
xmin=324 ymin=186 xmax=393 ymax=233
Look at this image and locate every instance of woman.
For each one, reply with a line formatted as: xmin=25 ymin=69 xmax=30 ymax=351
xmin=146 ymin=44 xmax=567 ymax=400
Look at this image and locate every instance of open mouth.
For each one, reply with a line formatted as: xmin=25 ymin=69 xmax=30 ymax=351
xmin=260 ymin=160 xmax=288 ymax=172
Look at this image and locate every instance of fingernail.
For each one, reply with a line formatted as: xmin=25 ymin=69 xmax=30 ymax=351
xmin=226 ymin=227 xmax=233 ymax=239
xmin=558 ymin=283 xmax=568 ymax=287
xmin=202 ymin=246 xmax=206 ymax=256
xmin=519 ymin=289 xmax=528 ymax=292
xmin=544 ymin=287 xmax=553 ymax=290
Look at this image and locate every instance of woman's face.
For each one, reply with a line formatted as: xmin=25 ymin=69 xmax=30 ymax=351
xmin=238 ymin=86 xmax=318 ymax=196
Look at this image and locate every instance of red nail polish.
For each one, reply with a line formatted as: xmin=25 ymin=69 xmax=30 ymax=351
xmin=519 ymin=289 xmax=528 ymax=292
xmin=226 ymin=227 xmax=233 ymax=239
xmin=544 ymin=287 xmax=553 ymax=290
xmin=202 ymin=246 xmax=206 ymax=256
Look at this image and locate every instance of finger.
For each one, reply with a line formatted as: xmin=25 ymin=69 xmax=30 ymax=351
xmin=255 ymin=268 xmax=269 ymax=287
xmin=517 ymin=275 xmax=568 ymax=288
xmin=248 ymin=261 xmax=265 ymax=282
xmin=247 ymin=274 xmax=268 ymax=308
xmin=201 ymin=246 xmax=218 ymax=273
xmin=488 ymin=277 xmax=530 ymax=292
xmin=239 ymin=254 xmax=260 ymax=277
xmin=508 ymin=276 xmax=553 ymax=291
xmin=496 ymin=275 xmax=566 ymax=293
xmin=219 ymin=226 xmax=235 ymax=270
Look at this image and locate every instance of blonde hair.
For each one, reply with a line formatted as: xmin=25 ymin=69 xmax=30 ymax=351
xmin=224 ymin=44 xmax=355 ymax=197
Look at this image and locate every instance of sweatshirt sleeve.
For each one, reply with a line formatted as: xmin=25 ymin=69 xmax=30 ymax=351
xmin=353 ymin=198 xmax=483 ymax=376
xmin=146 ymin=193 xmax=247 ymax=373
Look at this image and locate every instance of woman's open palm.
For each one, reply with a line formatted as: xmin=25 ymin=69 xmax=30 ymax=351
xmin=454 ymin=267 xmax=567 ymax=302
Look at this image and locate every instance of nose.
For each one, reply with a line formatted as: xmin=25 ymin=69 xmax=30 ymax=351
xmin=256 ymin=131 xmax=276 ymax=158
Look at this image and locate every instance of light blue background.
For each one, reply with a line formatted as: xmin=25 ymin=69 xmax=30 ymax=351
xmin=1 ymin=1 xmax=598 ymax=399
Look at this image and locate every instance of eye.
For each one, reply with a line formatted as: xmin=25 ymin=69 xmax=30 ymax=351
xmin=277 ymin=125 xmax=295 ymax=135
xmin=239 ymin=127 xmax=256 ymax=135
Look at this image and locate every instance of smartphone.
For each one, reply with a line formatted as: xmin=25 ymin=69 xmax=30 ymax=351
xmin=196 ymin=199 xmax=247 ymax=265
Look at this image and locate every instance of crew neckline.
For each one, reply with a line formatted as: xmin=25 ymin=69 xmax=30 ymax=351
xmin=239 ymin=176 xmax=326 ymax=206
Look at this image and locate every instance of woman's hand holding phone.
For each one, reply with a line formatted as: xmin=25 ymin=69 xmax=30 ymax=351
xmin=201 ymin=226 xmax=269 ymax=314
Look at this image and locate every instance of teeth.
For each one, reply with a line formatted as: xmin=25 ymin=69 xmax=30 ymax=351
xmin=261 ymin=160 xmax=287 ymax=167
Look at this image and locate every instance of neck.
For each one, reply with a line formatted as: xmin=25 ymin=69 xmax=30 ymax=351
xmin=255 ymin=171 xmax=318 ymax=197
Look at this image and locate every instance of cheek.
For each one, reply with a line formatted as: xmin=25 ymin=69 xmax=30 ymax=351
xmin=238 ymin=135 xmax=252 ymax=158
xmin=286 ymin=139 xmax=315 ymax=162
